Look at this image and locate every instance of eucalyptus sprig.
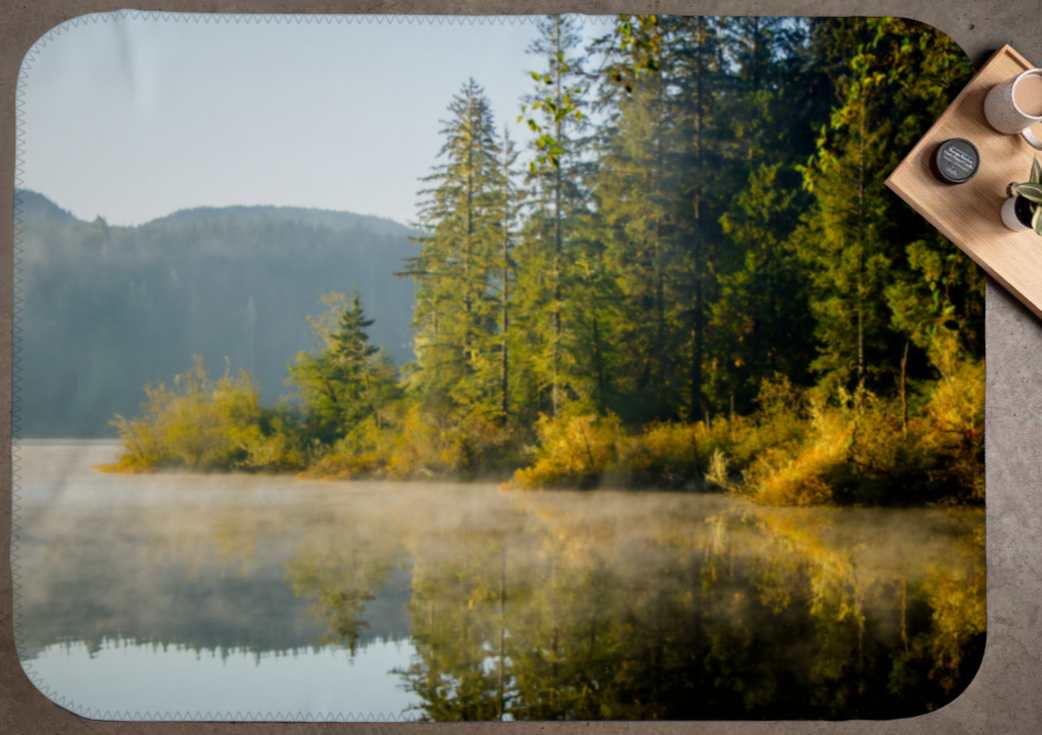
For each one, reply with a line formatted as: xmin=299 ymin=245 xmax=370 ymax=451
xmin=1010 ymin=157 xmax=1042 ymax=235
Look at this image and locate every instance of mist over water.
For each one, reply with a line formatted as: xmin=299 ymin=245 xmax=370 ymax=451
xmin=15 ymin=442 xmax=985 ymax=720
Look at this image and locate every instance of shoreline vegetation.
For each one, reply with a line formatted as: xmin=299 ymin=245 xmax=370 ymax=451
xmin=98 ymin=17 xmax=984 ymax=508
xmin=96 ymin=327 xmax=983 ymax=508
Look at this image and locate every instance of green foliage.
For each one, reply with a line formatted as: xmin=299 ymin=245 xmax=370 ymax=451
xmin=288 ymin=288 xmax=401 ymax=442
xmin=519 ymin=15 xmax=589 ymax=172
xmin=400 ymin=79 xmax=511 ymax=421
xmin=515 ymin=15 xmax=595 ymax=420
xmin=104 ymin=17 xmax=984 ymax=510
xmin=713 ymin=163 xmax=813 ymax=409
xmin=234 ymin=405 xmax=309 ymax=472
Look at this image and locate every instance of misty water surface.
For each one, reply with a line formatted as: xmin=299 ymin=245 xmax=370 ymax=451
xmin=14 ymin=441 xmax=985 ymax=721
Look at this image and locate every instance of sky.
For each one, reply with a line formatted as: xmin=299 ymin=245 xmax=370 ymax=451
xmin=19 ymin=13 xmax=609 ymax=227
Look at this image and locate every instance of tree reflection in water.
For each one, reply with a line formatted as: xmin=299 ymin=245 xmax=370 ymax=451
xmin=286 ymin=489 xmax=984 ymax=720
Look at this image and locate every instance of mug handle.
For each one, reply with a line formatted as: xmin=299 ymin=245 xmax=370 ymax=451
xmin=1023 ymin=126 xmax=1042 ymax=150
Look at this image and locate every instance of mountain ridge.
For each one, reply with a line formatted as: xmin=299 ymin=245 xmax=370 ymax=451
xmin=15 ymin=190 xmax=81 ymax=227
xmin=146 ymin=203 xmax=414 ymax=237
xmin=16 ymin=189 xmax=421 ymax=437
xmin=15 ymin=189 xmax=416 ymax=237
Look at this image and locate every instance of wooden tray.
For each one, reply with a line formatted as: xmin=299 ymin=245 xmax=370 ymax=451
xmin=887 ymin=45 xmax=1042 ymax=319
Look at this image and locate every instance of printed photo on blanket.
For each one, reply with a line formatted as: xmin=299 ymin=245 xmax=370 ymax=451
xmin=14 ymin=13 xmax=985 ymax=721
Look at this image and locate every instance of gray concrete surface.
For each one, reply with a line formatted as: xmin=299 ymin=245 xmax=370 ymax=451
xmin=1 ymin=1 xmax=1040 ymax=733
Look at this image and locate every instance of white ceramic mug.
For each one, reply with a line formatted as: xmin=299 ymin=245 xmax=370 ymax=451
xmin=984 ymin=68 xmax=1042 ymax=149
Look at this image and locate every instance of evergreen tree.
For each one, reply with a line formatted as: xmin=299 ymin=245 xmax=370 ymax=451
xmin=711 ymin=163 xmax=812 ymax=411
xmin=489 ymin=127 xmax=526 ymax=424
xmin=588 ymin=17 xmax=672 ymax=422
xmin=869 ymin=18 xmax=982 ymax=359
xmin=289 ymin=288 xmax=399 ymax=440
xmin=797 ymin=20 xmax=896 ymax=400
xmin=705 ymin=18 xmax=821 ymax=412
xmin=669 ymin=16 xmax=729 ymax=420
xmin=591 ymin=72 xmax=681 ymax=420
xmin=401 ymin=79 xmax=503 ymax=414
xmin=449 ymin=125 xmax=528 ymax=425
xmin=517 ymin=14 xmax=593 ymax=417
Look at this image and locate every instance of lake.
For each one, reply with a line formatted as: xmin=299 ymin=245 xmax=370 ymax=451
xmin=13 ymin=441 xmax=985 ymax=721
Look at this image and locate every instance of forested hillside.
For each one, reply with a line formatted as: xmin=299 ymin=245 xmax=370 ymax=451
xmin=86 ymin=16 xmax=984 ymax=505
xmin=146 ymin=204 xmax=407 ymax=237
xmin=17 ymin=197 xmax=417 ymax=437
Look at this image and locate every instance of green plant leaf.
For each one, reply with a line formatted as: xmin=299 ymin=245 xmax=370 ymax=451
xmin=1013 ymin=182 xmax=1042 ymax=203
xmin=1034 ymin=205 xmax=1042 ymax=235
xmin=1032 ymin=157 xmax=1042 ymax=185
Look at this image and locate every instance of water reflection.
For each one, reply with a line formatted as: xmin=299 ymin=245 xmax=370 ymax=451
xmin=16 ymin=442 xmax=984 ymax=720
xmin=387 ymin=493 xmax=984 ymax=720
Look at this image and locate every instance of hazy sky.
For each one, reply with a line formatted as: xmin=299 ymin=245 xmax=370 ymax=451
xmin=19 ymin=13 xmax=608 ymax=226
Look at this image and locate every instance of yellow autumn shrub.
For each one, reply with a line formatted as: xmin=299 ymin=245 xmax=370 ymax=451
xmin=511 ymin=413 xmax=621 ymax=490
xmin=101 ymin=356 xmax=261 ymax=472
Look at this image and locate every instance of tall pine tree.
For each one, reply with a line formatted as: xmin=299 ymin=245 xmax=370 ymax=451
xmin=402 ymin=79 xmax=503 ymax=415
xmin=517 ymin=14 xmax=592 ymax=417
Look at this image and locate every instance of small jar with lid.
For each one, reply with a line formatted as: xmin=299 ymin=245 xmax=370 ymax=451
xmin=930 ymin=138 xmax=980 ymax=185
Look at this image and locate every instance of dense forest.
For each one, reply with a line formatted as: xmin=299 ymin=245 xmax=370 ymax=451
xmin=17 ymin=192 xmax=418 ymax=436
xmin=92 ymin=16 xmax=984 ymax=506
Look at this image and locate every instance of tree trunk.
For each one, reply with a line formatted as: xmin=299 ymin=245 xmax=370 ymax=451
xmin=501 ymin=219 xmax=510 ymax=424
xmin=551 ymin=19 xmax=564 ymax=419
xmin=901 ymin=341 xmax=909 ymax=436
xmin=592 ymin=313 xmax=606 ymax=412
xmin=690 ymin=17 xmax=706 ymax=421
xmin=655 ymin=75 xmax=666 ymax=416
xmin=464 ymin=121 xmax=475 ymax=368
xmin=856 ymin=107 xmax=867 ymax=412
